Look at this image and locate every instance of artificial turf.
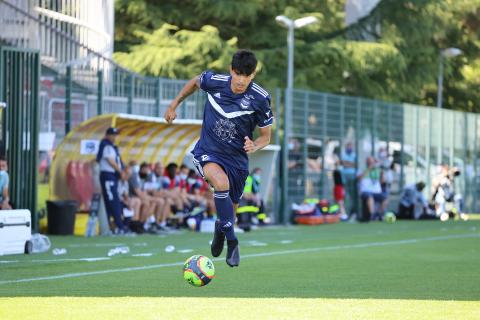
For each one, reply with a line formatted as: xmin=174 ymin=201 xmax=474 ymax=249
xmin=0 ymin=220 xmax=479 ymax=319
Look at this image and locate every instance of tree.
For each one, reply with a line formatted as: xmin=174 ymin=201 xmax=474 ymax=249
xmin=114 ymin=24 xmax=237 ymax=79
xmin=114 ymin=0 xmax=480 ymax=112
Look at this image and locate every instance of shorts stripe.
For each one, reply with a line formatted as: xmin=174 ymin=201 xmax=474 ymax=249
xmin=192 ymin=158 xmax=205 ymax=179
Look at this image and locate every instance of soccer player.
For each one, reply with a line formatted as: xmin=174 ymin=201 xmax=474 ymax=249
xmin=164 ymin=50 xmax=273 ymax=267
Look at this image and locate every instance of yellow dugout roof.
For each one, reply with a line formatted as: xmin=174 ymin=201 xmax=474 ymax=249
xmin=50 ymin=113 xmax=203 ymax=203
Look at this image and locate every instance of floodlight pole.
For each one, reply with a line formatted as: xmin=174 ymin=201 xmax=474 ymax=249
xmin=436 ymin=47 xmax=462 ymax=109
xmin=287 ymin=23 xmax=294 ymax=92
xmin=276 ymin=15 xmax=317 ymax=224
xmin=436 ymin=53 xmax=445 ymax=109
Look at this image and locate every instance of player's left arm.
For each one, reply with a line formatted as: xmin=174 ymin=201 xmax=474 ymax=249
xmin=245 ymin=93 xmax=274 ymax=154
xmin=244 ymin=126 xmax=271 ymax=154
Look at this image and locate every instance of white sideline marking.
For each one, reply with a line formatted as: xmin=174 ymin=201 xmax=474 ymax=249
xmin=68 ymin=243 xmax=126 ymax=248
xmin=0 ymin=233 xmax=478 ymax=285
xmin=177 ymin=249 xmax=193 ymax=253
xmin=247 ymin=240 xmax=268 ymax=247
xmin=132 ymin=253 xmax=153 ymax=257
xmin=0 ymin=257 xmax=111 ymax=264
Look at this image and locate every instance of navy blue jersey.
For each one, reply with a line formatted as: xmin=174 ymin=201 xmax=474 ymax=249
xmin=192 ymin=71 xmax=273 ymax=170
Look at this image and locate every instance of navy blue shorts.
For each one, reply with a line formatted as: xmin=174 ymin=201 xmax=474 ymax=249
xmin=192 ymin=152 xmax=249 ymax=204
xmin=361 ymin=192 xmax=387 ymax=203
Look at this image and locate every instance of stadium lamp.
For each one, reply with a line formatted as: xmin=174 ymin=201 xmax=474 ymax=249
xmin=437 ymin=47 xmax=463 ymax=108
xmin=442 ymin=47 xmax=462 ymax=58
xmin=294 ymin=16 xmax=319 ymax=29
xmin=275 ymin=15 xmax=318 ymax=90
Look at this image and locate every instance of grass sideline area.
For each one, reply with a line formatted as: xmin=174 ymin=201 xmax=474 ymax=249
xmin=1 ymin=297 xmax=478 ymax=320
xmin=1 ymin=221 xmax=479 ymax=319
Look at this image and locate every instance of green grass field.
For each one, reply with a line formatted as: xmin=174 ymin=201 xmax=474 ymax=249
xmin=1 ymin=220 xmax=479 ymax=319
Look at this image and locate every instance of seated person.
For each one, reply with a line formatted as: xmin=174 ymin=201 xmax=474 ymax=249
xmin=133 ymin=163 xmax=171 ymax=231
xmin=165 ymin=163 xmax=193 ymax=212
xmin=0 ymin=157 xmax=11 ymax=210
xmin=118 ymin=166 xmax=142 ymax=228
xmin=357 ymin=156 xmax=388 ymax=220
xmin=149 ymin=162 xmax=186 ymax=215
xmin=185 ymin=169 xmax=208 ymax=207
xmin=398 ymin=182 xmax=430 ymax=219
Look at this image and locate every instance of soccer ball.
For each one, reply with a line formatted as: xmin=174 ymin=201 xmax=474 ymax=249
xmin=183 ymin=255 xmax=215 ymax=287
xmin=384 ymin=212 xmax=396 ymax=223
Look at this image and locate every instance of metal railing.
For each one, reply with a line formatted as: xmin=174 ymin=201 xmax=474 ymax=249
xmin=281 ymin=89 xmax=480 ymax=221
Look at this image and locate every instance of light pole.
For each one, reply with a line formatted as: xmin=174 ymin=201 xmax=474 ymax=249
xmin=437 ymin=47 xmax=462 ymax=108
xmin=276 ymin=15 xmax=318 ymax=223
xmin=275 ymin=15 xmax=318 ymax=91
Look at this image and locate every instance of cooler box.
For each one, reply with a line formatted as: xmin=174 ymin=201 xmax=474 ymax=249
xmin=0 ymin=210 xmax=32 ymax=255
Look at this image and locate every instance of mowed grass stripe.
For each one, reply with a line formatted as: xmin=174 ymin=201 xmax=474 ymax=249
xmin=1 ymin=297 xmax=479 ymax=320
xmin=1 ymin=233 xmax=477 ymax=285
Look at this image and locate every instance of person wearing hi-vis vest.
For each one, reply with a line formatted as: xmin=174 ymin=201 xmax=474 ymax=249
xmin=238 ymin=167 xmax=267 ymax=225
xmin=96 ymin=127 xmax=126 ymax=233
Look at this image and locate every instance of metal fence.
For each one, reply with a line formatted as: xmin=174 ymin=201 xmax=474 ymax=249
xmin=39 ymin=67 xmax=206 ymax=141
xmin=3 ymin=0 xmax=479 ymax=224
xmin=280 ymin=89 xmax=480 ymax=222
xmin=0 ymin=46 xmax=40 ymax=227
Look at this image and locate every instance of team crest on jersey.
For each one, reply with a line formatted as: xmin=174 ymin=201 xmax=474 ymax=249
xmin=213 ymin=119 xmax=237 ymax=143
xmin=240 ymin=95 xmax=253 ymax=109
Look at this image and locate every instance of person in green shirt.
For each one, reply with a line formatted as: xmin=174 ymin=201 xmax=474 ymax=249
xmin=240 ymin=168 xmax=266 ymax=225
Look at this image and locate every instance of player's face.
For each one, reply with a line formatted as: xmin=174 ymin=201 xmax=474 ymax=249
xmin=229 ymin=68 xmax=255 ymax=94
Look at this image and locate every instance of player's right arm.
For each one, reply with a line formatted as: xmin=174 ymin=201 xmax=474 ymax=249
xmin=164 ymin=76 xmax=201 ymax=123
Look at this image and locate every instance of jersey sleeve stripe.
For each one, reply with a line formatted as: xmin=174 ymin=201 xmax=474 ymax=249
xmin=211 ymin=75 xmax=229 ymax=79
xmin=252 ymin=83 xmax=268 ymax=96
xmin=252 ymin=87 xmax=268 ymax=98
xmin=258 ymin=121 xmax=274 ymax=128
xmin=211 ymin=77 xmax=228 ymax=82
xmin=252 ymin=83 xmax=267 ymax=93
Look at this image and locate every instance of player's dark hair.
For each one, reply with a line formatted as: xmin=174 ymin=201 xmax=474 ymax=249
xmin=231 ymin=50 xmax=257 ymax=76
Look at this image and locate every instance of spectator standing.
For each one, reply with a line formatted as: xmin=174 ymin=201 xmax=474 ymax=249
xmin=341 ymin=142 xmax=357 ymax=217
xmin=0 ymin=156 xmax=11 ymax=210
xmin=96 ymin=127 xmax=125 ymax=233
xmin=332 ymin=166 xmax=346 ymax=218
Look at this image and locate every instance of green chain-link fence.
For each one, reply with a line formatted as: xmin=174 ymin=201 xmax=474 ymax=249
xmin=0 ymin=46 xmax=40 ymax=229
xmin=280 ymin=89 xmax=479 ymax=223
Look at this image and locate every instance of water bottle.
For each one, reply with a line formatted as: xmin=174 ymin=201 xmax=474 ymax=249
xmin=52 ymin=248 xmax=67 ymax=255
xmin=31 ymin=233 xmax=51 ymax=253
xmin=107 ymin=246 xmax=130 ymax=257
xmin=85 ymin=216 xmax=97 ymax=237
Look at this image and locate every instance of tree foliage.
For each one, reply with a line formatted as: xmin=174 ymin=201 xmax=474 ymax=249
xmin=114 ymin=0 xmax=480 ymax=112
